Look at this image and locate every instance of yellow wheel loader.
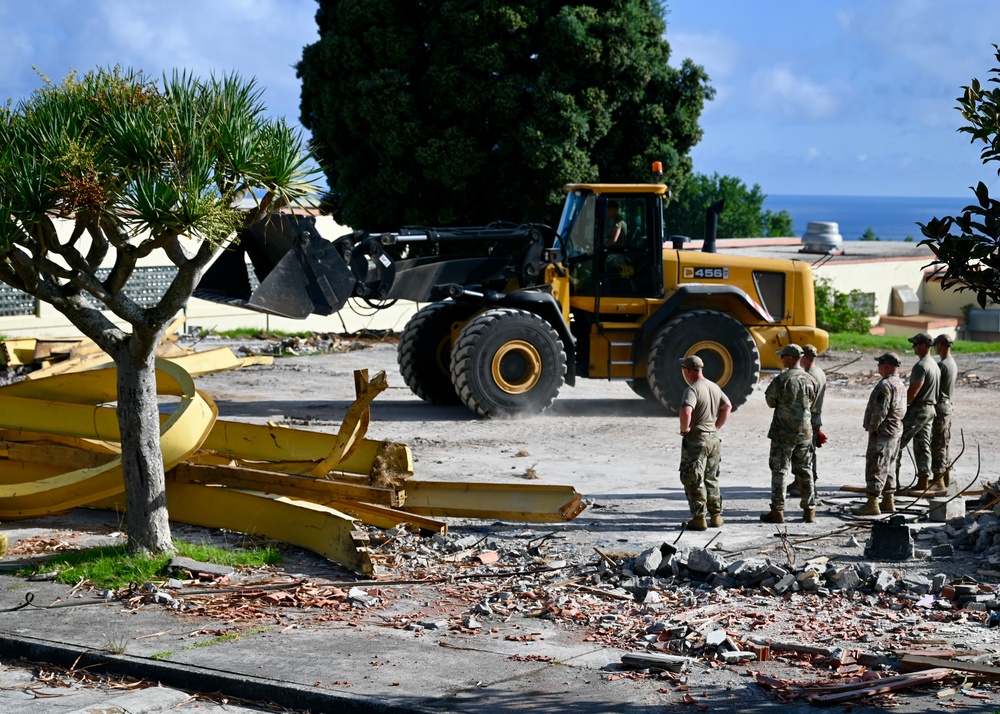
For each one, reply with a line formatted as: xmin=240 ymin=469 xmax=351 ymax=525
xmin=196 ymin=178 xmax=828 ymax=418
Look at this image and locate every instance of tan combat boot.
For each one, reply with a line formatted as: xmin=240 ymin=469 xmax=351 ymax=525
xmin=928 ymin=475 xmax=946 ymax=492
xmin=914 ymin=474 xmax=929 ymax=492
xmin=852 ymin=495 xmax=881 ymax=516
xmin=686 ymin=515 xmax=708 ymax=531
xmin=879 ymin=493 xmax=896 ymax=513
xmin=759 ymin=509 xmax=784 ymax=524
xmin=709 ymin=514 xmax=724 ymax=528
xmin=803 ymin=508 xmax=816 ymax=523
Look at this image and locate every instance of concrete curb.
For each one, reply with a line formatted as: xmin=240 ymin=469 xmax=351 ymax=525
xmin=0 ymin=633 xmax=436 ymax=713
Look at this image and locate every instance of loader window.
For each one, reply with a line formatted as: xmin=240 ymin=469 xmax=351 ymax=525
xmin=599 ymin=196 xmax=658 ymax=297
xmin=752 ymin=270 xmax=785 ymax=320
xmin=561 ymin=194 xmax=598 ymax=294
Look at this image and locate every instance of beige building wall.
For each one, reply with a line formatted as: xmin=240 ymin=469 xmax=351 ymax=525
xmin=814 ymin=257 xmax=930 ymax=316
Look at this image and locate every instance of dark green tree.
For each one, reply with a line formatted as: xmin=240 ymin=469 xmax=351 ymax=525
xmin=921 ymin=44 xmax=1000 ymax=308
xmin=663 ymin=171 xmax=793 ymax=239
xmin=298 ymin=0 xmax=713 ymax=230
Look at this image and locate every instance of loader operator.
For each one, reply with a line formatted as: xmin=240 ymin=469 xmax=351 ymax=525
xmin=677 ymin=355 xmax=731 ymax=531
xmin=895 ymin=332 xmax=940 ymax=493
xmin=854 ymin=353 xmax=907 ymax=516
xmin=760 ymin=344 xmax=817 ymax=524
xmin=604 ymin=201 xmax=626 ymax=248
xmin=931 ymin=334 xmax=957 ymax=490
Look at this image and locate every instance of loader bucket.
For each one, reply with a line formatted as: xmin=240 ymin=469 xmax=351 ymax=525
xmin=195 ymin=215 xmax=357 ymax=319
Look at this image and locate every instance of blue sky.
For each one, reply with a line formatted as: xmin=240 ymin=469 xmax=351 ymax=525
xmin=2 ymin=1 xmax=998 ymax=199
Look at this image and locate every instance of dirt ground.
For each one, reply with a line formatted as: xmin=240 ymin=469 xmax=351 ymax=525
xmin=194 ymin=338 xmax=1000 ymax=558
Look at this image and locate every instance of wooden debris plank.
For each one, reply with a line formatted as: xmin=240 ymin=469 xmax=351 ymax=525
xmin=901 ymin=655 xmax=1000 ymax=680
xmin=762 ymin=640 xmax=832 ymax=657
xmin=808 ymin=669 xmax=950 ymax=703
xmin=806 ymin=668 xmax=952 ymax=694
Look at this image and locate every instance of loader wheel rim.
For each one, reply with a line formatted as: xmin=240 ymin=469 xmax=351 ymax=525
xmin=491 ymin=340 xmax=543 ymax=394
xmin=686 ymin=340 xmax=733 ymax=387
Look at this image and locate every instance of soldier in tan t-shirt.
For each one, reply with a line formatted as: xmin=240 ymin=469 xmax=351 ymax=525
xmin=677 ymin=355 xmax=731 ymax=531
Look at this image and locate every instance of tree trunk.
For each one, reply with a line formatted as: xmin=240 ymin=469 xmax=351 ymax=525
xmin=115 ymin=340 xmax=174 ymax=555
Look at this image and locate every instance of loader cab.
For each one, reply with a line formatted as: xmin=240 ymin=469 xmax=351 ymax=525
xmin=556 ymin=186 xmax=665 ymax=299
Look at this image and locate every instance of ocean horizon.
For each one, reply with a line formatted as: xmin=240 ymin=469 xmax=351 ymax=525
xmin=763 ymin=194 xmax=973 ymax=242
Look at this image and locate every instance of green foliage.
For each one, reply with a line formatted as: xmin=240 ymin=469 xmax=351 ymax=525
xmin=814 ymin=277 xmax=876 ymax=333
xmin=904 ymin=235 xmax=915 ymax=242
xmin=859 ymin=227 xmax=880 ymax=241
xmin=298 ymin=0 xmax=713 ymax=230
xmin=18 ymin=540 xmax=282 ymax=588
xmin=920 ymin=44 xmax=1000 ymax=308
xmin=828 ymin=331 xmax=1000 ymax=354
xmin=663 ymin=172 xmax=791 ymax=238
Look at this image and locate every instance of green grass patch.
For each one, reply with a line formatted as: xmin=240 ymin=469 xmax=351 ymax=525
xmin=828 ymin=333 xmax=1000 ymax=354
xmin=18 ymin=540 xmax=282 ymax=588
xmin=151 ymin=625 xmax=275 ymax=661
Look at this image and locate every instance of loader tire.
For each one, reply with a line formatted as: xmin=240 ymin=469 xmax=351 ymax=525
xmin=450 ymin=308 xmax=566 ymax=419
xmin=398 ymin=301 xmax=477 ymax=405
xmin=626 ymin=379 xmax=656 ymax=401
xmin=646 ymin=310 xmax=759 ymax=414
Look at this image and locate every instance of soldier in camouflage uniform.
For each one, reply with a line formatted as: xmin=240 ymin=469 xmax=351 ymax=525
xmin=931 ymin=334 xmax=957 ymax=489
xmin=854 ymin=353 xmax=907 ymax=515
xmin=788 ymin=344 xmax=827 ymax=497
xmin=760 ymin=344 xmax=817 ymax=524
xmin=677 ymin=355 xmax=732 ymax=531
xmin=895 ymin=332 xmax=940 ymax=493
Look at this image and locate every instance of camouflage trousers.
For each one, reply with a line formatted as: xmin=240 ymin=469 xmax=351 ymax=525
xmin=931 ymin=410 xmax=952 ymax=480
xmin=679 ymin=432 xmax=722 ymax=518
xmin=896 ymin=404 xmax=935 ymax=484
xmin=865 ymin=433 xmax=901 ymax=496
xmin=769 ymin=440 xmax=815 ymax=511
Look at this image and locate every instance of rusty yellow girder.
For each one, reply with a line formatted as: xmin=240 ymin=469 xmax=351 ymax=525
xmin=402 ymin=480 xmax=587 ymax=522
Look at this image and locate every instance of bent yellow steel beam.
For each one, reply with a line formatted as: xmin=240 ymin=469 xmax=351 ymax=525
xmin=168 ymin=462 xmax=404 ymax=507
xmin=324 ymin=499 xmax=447 ymax=536
xmin=200 ymin=422 xmax=413 ymax=479
xmin=306 ymin=371 xmax=388 ymax=476
xmin=89 ymin=481 xmax=373 ymax=574
xmin=401 ymin=481 xmax=587 ymax=523
xmin=0 ymin=360 xmax=217 ymax=519
xmin=0 ymin=339 xmax=36 ymax=367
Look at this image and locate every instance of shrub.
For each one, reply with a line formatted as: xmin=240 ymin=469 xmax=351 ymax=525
xmin=814 ymin=277 xmax=876 ymax=333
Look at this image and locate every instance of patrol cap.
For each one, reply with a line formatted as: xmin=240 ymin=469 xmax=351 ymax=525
xmin=776 ymin=344 xmax=803 ymax=358
xmin=679 ymin=355 xmax=704 ymax=370
xmin=907 ymin=332 xmax=933 ymax=345
xmin=802 ymin=344 xmax=819 ymax=357
xmin=933 ymin=334 xmax=954 ymax=346
xmin=875 ymin=352 xmax=901 ymax=367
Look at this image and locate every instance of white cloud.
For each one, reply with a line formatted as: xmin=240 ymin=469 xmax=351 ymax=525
xmin=749 ymin=66 xmax=839 ymax=119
